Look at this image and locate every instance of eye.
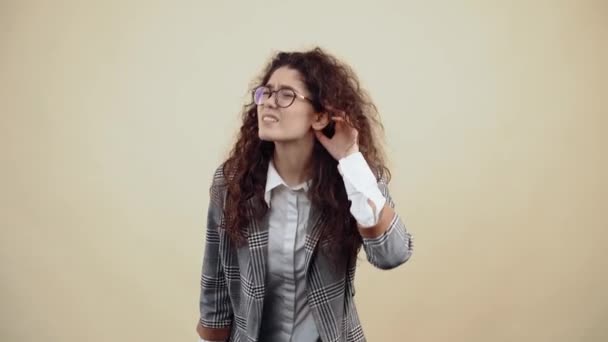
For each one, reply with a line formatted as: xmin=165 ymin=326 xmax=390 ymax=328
xmin=278 ymin=89 xmax=295 ymax=100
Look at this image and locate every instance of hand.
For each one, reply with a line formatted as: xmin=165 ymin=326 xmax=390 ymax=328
xmin=314 ymin=112 xmax=359 ymax=160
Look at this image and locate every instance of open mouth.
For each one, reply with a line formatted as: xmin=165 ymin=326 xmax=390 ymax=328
xmin=262 ymin=115 xmax=279 ymax=123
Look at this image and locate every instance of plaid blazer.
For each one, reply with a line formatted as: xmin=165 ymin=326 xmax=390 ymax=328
xmin=198 ymin=165 xmax=414 ymax=342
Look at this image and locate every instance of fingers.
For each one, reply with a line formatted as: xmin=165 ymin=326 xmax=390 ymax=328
xmin=331 ymin=116 xmax=357 ymax=134
xmin=323 ymin=104 xmax=346 ymax=119
xmin=320 ymin=104 xmax=356 ymax=132
xmin=314 ymin=130 xmax=330 ymax=145
xmin=331 ymin=110 xmax=347 ymax=120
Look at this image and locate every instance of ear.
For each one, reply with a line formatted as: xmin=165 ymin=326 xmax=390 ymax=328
xmin=311 ymin=111 xmax=330 ymax=131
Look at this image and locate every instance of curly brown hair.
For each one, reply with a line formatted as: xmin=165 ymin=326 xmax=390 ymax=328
xmin=222 ymin=47 xmax=390 ymax=264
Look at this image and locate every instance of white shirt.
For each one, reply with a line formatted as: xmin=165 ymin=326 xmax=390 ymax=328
xmin=200 ymin=152 xmax=386 ymax=342
xmin=259 ymin=163 xmax=316 ymax=341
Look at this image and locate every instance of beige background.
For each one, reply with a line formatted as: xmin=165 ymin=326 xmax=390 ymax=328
xmin=1 ymin=0 xmax=607 ymax=341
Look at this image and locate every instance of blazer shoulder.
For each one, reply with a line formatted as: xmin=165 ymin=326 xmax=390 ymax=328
xmin=375 ymin=167 xmax=391 ymax=186
xmin=211 ymin=163 xmax=228 ymax=188
xmin=208 ymin=163 xmax=230 ymax=207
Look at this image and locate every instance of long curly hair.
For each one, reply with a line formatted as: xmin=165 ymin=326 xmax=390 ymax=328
xmin=222 ymin=47 xmax=390 ymax=263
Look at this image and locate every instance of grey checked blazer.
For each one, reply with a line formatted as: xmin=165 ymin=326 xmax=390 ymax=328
xmin=198 ymin=165 xmax=414 ymax=342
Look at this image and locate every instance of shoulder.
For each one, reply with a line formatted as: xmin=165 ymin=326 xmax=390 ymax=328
xmin=374 ymin=166 xmax=391 ymax=186
xmin=211 ymin=163 xmax=228 ymax=188
xmin=209 ymin=163 xmax=230 ymax=208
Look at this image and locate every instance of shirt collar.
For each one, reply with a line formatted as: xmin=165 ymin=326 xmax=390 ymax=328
xmin=264 ymin=160 xmax=311 ymax=206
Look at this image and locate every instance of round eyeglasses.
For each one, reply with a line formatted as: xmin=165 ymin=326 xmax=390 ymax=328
xmin=252 ymin=85 xmax=313 ymax=108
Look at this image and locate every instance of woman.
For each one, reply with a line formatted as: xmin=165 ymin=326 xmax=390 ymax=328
xmin=197 ymin=47 xmax=414 ymax=342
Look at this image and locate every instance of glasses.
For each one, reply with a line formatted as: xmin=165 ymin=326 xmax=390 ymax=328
xmin=252 ymin=85 xmax=313 ymax=108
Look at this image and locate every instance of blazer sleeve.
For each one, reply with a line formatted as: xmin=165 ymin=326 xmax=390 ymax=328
xmin=361 ymin=176 xmax=414 ymax=270
xmin=197 ymin=168 xmax=232 ymax=340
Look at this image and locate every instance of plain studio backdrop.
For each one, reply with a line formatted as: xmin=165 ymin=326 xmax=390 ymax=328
xmin=1 ymin=1 xmax=606 ymax=341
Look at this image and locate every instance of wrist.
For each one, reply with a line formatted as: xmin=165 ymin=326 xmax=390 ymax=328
xmin=339 ymin=144 xmax=359 ymax=160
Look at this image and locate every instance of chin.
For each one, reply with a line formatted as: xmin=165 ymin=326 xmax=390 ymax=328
xmin=258 ymin=128 xmax=308 ymax=143
xmin=258 ymin=130 xmax=279 ymax=142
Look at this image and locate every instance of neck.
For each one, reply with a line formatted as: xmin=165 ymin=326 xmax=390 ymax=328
xmin=272 ymin=136 xmax=314 ymax=187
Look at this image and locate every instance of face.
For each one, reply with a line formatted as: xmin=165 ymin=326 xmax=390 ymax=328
xmin=256 ymin=67 xmax=325 ymax=143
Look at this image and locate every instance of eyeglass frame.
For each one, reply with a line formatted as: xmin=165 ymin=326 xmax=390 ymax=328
xmin=252 ymin=85 xmax=313 ymax=108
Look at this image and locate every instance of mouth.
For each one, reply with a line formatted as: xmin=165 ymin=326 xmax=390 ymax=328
xmin=261 ymin=114 xmax=279 ymax=123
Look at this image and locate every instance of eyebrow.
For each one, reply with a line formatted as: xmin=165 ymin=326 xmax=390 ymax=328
xmin=264 ymin=83 xmax=300 ymax=92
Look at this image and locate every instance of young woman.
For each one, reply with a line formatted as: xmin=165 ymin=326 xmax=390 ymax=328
xmin=197 ymin=47 xmax=414 ymax=342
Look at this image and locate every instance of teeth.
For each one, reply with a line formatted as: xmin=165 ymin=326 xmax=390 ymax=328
xmin=263 ymin=116 xmax=278 ymax=122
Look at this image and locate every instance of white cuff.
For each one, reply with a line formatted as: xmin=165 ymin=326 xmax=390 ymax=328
xmin=338 ymin=152 xmax=386 ymax=227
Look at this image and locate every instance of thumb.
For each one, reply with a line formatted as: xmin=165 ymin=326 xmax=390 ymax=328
xmin=314 ymin=130 xmax=330 ymax=146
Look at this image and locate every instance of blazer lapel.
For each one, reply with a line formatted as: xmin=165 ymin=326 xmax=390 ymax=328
xmin=246 ymin=197 xmax=269 ymax=294
xmin=304 ymin=203 xmax=327 ymax=273
xmin=245 ymin=197 xmax=269 ymax=341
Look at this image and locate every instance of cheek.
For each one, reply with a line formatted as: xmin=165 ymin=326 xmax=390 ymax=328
xmin=284 ymin=116 xmax=312 ymax=131
xmin=283 ymin=109 xmax=315 ymax=130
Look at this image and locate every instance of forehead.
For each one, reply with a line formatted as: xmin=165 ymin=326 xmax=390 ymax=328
xmin=266 ymin=67 xmax=307 ymax=92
